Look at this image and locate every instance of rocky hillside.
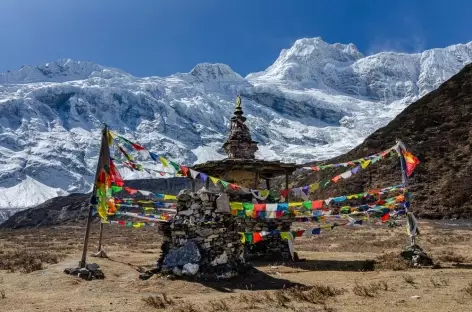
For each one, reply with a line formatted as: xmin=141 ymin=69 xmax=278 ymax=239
xmin=292 ymin=63 xmax=472 ymax=219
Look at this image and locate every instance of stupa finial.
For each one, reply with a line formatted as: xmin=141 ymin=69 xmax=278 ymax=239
xmin=222 ymin=95 xmax=258 ymax=159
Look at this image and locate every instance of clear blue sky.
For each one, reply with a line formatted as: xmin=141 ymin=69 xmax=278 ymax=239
xmin=1 ymin=0 xmax=471 ymax=77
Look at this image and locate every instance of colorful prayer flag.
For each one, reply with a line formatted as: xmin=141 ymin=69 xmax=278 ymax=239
xmin=402 ymin=150 xmax=420 ymax=176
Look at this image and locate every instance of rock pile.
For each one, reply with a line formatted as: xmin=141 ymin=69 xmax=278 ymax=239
xmin=64 ymin=263 xmax=105 ymax=280
xmin=157 ymin=189 xmax=245 ymax=279
xmin=238 ymin=218 xmax=294 ymax=261
xmin=401 ymin=244 xmax=434 ymax=267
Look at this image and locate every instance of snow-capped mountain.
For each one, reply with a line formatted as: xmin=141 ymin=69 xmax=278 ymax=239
xmin=1 ymin=37 xmax=472 ymax=214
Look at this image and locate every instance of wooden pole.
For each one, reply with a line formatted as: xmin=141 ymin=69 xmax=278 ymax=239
xmin=396 ymin=139 xmax=415 ymax=245
xmin=254 ymin=172 xmax=259 ymax=189
xmin=192 ymin=180 xmax=196 ymax=192
xmin=285 ymin=174 xmax=289 ymax=203
xmin=97 ymin=222 xmax=104 ymax=252
xmin=205 ymin=178 xmax=210 ymax=190
xmin=79 ymin=125 xmax=109 ymax=268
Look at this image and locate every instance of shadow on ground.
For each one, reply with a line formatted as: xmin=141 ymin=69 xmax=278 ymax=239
xmin=252 ymin=258 xmax=375 ymax=272
xmin=191 ymin=266 xmax=307 ymax=292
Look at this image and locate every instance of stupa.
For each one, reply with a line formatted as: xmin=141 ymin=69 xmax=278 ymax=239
xmin=193 ymin=96 xmax=299 ymax=261
xmin=193 ymin=96 xmax=298 ymax=196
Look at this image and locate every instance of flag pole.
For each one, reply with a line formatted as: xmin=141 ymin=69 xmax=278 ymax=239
xmin=79 ymin=125 xmax=109 ymax=268
xmin=395 ymin=139 xmax=416 ymax=246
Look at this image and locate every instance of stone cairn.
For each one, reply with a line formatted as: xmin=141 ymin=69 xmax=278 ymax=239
xmin=156 ymin=189 xmax=246 ymax=279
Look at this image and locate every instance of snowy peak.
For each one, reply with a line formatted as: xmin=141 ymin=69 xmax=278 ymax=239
xmin=248 ymin=37 xmax=363 ymax=83
xmin=188 ymin=63 xmax=243 ymax=83
xmin=282 ymin=37 xmax=363 ymax=63
xmin=0 ymin=59 xmax=127 ymax=84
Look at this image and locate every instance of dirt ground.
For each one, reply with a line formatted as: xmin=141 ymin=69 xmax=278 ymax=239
xmin=1 ymin=221 xmax=472 ymax=312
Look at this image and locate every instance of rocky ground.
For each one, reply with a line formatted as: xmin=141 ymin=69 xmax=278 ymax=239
xmin=1 ymin=221 xmax=472 ymax=312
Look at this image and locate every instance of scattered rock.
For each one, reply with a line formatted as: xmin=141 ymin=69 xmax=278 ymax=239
xmin=401 ymin=244 xmax=433 ymax=267
xmin=64 ymin=263 xmax=104 ymax=280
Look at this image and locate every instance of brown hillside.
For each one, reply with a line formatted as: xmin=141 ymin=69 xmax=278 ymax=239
xmin=293 ymin=63 xmax=472 ymax=219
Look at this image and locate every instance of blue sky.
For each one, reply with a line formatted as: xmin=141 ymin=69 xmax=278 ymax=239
xmin=0 ymin=0 xmax=471 ymax=77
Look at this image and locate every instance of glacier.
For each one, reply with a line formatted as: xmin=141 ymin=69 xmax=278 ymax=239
xmin=1 ymin=38 xmax=472 ymax=212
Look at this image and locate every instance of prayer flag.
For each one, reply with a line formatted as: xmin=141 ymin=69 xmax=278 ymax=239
xmin=402 ymin=150 xmax=420 ymax=176
xmin=210 ymin=176 xmax=220 ymax=186
xmin=159 ymin=156 xmax=169 ymax=168
xmin=180 ymin=165 xmax=189 ymax=177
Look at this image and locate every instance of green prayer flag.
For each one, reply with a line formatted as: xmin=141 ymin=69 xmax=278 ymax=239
xmin=169 ymin=161 xmax=180 ymax=172
xmin=245 ymin=233 xmax=253 ymax=244
xmin=243 ymin=203 xmax=254 ymax=211
xmin=302 ymin=201 xmax=312 ymax=210
xmin=221 ymin=181 xmax=229 ymax=188
xmin=111 ymin=185 xmax=123 ymax=193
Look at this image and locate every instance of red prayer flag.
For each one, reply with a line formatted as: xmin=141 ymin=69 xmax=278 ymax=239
xmin=230 ymin=183 xmax=239 ymax=190
xmin=131 ymin=143 xmax=146 ymax=151
xmin=332 ymin=175 xmax=341 ymax=183
xmin=280 ymin=189 xmax=290 ymax=198
xmin=312 ymin=200 xmax=323 ymax=209
xmin=180 ymin=165 xmax=189 ymax=177
xmin=402 ymin=150 xmax=420 ymax=176
xmin=109 ymin=159 xmax=124 ymax=187
xmin=311 ymin=166 xmax=320 ymax=171
xmin=124 ymin=187 xmax=138 ymax=195
xmin=253 ymin=232 xmax=262 ymax=243
xmin=381 ymin=213 xmax=390 ymax=222
xmin=254 ymin=204 xmax=266 ymax=211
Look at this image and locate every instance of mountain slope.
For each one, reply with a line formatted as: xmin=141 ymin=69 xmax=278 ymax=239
xmin=1 ymin=38 xmax=472 ymax=213
xmin=293 ymin=63 xmax=472 ymax=219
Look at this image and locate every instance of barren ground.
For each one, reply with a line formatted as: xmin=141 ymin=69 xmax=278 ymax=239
xmin=1 ymin=221 xmax=472 ymax=312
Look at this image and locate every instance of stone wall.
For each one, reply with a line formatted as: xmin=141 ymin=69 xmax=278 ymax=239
xmin=238 ymin=218 xmax=294 ymax=261
xmin=158 ymin=189 xmax=245 ymax=279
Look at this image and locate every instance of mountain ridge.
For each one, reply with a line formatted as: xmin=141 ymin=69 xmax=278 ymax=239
xmin=1 ymin=38 xmax=472 ymax=216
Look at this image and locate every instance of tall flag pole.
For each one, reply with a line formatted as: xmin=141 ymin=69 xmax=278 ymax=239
xmin=79 ymin=125 xmax=110 ymax=268
xmin=395 ymin=139 xmax=419 ymax=245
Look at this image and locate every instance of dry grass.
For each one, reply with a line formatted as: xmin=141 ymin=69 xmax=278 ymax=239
xmin=172 ymin=303 xmax=200 ymax=312
xmin=352 ymin=280 xmax=389 ymax=297
xmin=374 ymin=252 xmax=410 ymax=270
xmin=436 ymin=250 xmax=468 ymax=263
xmin=430 ymin=276 xmax=449 ymax=288
xmin=209 ymin=300 xmax=230 ymax=312
xmin=0 ymin=250 xmax=64 ymax=273
xmin=463 ymin=282 xmax=472 ymax=296
xmin=142 ymin=293 xmax=175 ymax=309
xmin=232 ymin=284 xmax=344 ymax=310
xmin=403 ymin=274 xmax=416 ymax=285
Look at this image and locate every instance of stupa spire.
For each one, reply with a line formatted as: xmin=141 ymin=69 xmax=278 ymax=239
xmin=222 ymin=96 xmax=258 ymax=159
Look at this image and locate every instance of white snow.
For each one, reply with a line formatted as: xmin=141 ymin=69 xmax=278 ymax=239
xmin=0 ymin=39 xmax=472 ymax=212
xmin=0 ymin=176 xmax=68 ymax=208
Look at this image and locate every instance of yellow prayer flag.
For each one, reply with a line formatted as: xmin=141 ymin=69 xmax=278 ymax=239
xmin=289 ymin=202 xmax=303 ymax=207
xmin=361 ymin=160 xmax=371 ymax=169
xmin=230 ymin=202 xmax=244 ymax=210
xmin=280 ymin=232 xmax=293 ymax=240
xmin=159 ymin=156 xmax=169 ymax=168
xmin=309 ymin=182 xmax=320 ymax=192
xmin=164 ymin=195 xmax=177 ymax=200
xmin=239 ymin=232 xmax=246 ymax=243
xmin=210 ymin=176 xmax=220 ymax=186
xmin=260 ymin=189 xmax=270 ymax=197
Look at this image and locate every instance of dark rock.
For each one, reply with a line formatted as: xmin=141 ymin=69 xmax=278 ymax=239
xmin=401 ymin=244 xmax=433 ymax=267
xmin=163 ymin=241 xmax=201 ymax=268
